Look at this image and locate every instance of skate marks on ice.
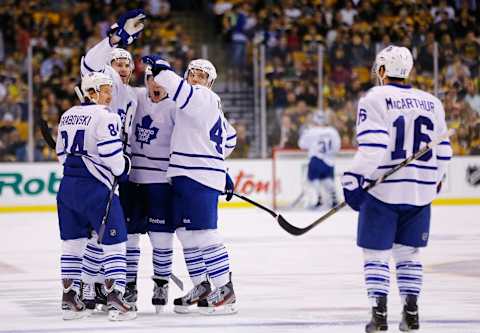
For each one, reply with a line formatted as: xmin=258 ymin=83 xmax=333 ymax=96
xmin=428 ymin=259 xmax=480 ymax=277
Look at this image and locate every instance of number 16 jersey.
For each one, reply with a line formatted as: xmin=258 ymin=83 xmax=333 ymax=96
xmin=350 ymin=83 xmax=452 ymax=206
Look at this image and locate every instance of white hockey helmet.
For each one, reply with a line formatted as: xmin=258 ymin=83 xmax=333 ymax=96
xmin=312 ymin=110 xmax=326 ymax=125
xmin=108 ymin=48 xmax=134 ymax=70
xmin=373 ymin=45 xmax=413 ymax=84
xmin=81 ymin=72 xmax=113 ymax=97
xmin=184 ymin=58 xmax=217 ymax=88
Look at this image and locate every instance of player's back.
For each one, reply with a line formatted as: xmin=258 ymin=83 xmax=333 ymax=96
xmin=167 ymin=85 xmax=235 ymax=192
xmin=356 ymin=84 xmax=452 ymax=205
xmin=298 ymin=126 xmax=341 ymax=166
xmin=57 ymin=103 xmax=124 ymax=189
xmin=128 ymin=88 xmax=176 ymax=183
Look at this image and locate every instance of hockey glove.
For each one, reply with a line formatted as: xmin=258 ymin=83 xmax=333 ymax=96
xmin=109 ymin=9 xmax=146 ymax=46
xmin=224 ymin=173 xmax=234 ymax=201
xmin=117 ymin=154 xmax=131 ymax=183
xmin=142 ymin=55 xmax=172 ymax=77
xmin=341 ymin=172 xmax=366 ymax=212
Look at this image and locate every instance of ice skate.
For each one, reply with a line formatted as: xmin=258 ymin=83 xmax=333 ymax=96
xmin=399 ymin=295 xmax=419 ymax=331
xmin=173 ymin=280 xmax=211 ymax=314
xmin=62 ymin=279 xmax=90 ymax=320
xmin=124 ymin=280 xmax=138 ymax=311
xmin=105 ymin=279 xmax=137 ymax=321
xmin=198 ymin=279 xmax=237 ymax=316
xmin=365 ymin=296 xmax=388 ymax=332
xmin=152 ymin=277 xmax=169 ymax=314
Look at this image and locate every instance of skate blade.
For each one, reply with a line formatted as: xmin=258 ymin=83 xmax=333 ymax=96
xmin=199 ymin=303 xmax=238 ymax=316
xmin=174 ymin=305 xmax=198 ymax=314
xmin=399 ymin=322 xmax=419 ymax=332
xmin=155 ymin=305 xmax=166 ymax=314
xmin=62 ymin=309 xmax=91 ymax=320
xmin=108 ymin=309 xmax=137 ymax=321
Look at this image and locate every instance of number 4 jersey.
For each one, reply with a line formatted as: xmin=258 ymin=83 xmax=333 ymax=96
xmin=56 ymin=103 xmax=125 ymax=189
xmin=350 ymin=83 xmax=452 ymax=206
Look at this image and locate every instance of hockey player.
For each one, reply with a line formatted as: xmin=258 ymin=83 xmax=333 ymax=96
xmin=142 ymin=55 xmax=238 ymax=315
xmin=341 ymin=46 xmax=452 ymax=332
xmin=298 ymin=111 xmax=341 ymax=209
xmin=56 ymin=72 xmax=135 ymax=321
xmin=79 ymin=9 xmax=144 ymax=310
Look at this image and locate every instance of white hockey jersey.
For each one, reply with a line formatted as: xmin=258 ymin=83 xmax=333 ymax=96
xmin=80 ymin=38 xmax=138 ymax=133
xmin=349 ymin=83 xmax=452 ymax=206
xmin=56 ymin=103 xmax=125 ymax=189
xmin=298 ymin=126 xmax=341 ymax=166
xmin=153 ymin=70 xmax=237 ymax=192
xmin=128 ymin=88 xmax=176 ymax=184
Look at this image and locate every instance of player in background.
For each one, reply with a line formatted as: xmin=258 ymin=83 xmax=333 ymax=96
xmin=143 ymin=55 xmax=238 ymax=315
xmin=56 ymin=72 xmax=135 ymax=321
xmin=341 ymin=46 xmax=452 ymax=332
xmin=298 ymin=111 xmax=341 ymax=209
xmin=78 ymin=9 xmax=144 ymax=310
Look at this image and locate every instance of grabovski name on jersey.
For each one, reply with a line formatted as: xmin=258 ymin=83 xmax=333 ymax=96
xmin=128 ymin=87 xmax=176 ymax=184
xmin=298 ymin=126 xmax=341 ymax=166
xmin=56 ymin=103 xmax=125 ymax=189
xmin=80 ymin=38 xmax=138 ymax=131
xmin=152 ymin=70 xmax=237 ymax=192
xmin=350 ymin=83 xmax=452 ymax=206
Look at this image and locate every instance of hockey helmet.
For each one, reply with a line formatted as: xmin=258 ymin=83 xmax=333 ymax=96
xmin=312 ymin=111 xmax=326 ymax=125
xmin=184 ymin=58 xmax=217 ymax=88
xmin=81 ymin=72 xmax=113 ymax=96
xmin=373 ymin=45 xmax=413 ymax=84
xmin=108 ymin=48 xmax=134 ymax=70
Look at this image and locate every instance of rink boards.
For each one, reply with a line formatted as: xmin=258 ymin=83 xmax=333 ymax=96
xmin=0 ymin=157 xmax=479 ymax=213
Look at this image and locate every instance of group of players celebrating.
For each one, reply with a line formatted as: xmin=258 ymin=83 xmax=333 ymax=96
xmin=56 ymin=9 xmax=237 ymax=321
xmin=54 ymin=7 xmax=453 ymax=333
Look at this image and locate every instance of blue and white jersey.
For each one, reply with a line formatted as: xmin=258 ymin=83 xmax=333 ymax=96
xmin=80 ymin=38 xmax=138 ymax=133
xmin=128 ymin=87 xmax=176 ymax=184
xmin=153 ymin=70 xmax=237 ymax=192
xmin=298 ymin=126 xmax=341 ymax=166
xmin=349 ymin=83 xmax=452 ymax=206
xmin=56 ymin=103 xmax=125 ymax=189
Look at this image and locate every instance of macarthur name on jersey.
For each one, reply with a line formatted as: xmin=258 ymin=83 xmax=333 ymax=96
xmin=350 ymin=83 xmax=452 ymax=206
xmin=56 ymin=103 xmax=125 ymax=189
xmin=128 ymin=87 xmax=176 ymax=184
xmin=153 ymin=70 xmax=237 ymax=192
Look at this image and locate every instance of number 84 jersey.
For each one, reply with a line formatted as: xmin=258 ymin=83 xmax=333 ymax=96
xmin=350 ymin=83 xmax=452 ymax=206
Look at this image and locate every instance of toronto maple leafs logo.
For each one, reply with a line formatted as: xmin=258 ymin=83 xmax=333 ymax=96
xmin=135 ymin=115 xmax=159 ymax=148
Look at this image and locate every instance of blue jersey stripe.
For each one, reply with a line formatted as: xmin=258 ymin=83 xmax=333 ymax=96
xmin=225 ymin=144 xmax=236 ymax=149
xmin=179 ymin=86 xmax=193 ymax=109
xmin=227 ymin=134 xmax=237 ymax=140
xmin=378 ymin=163 xmax=437 ymax=170
xmin=131 ymin=152 xmax=169 ymax=161
xmin=82 ymin=58 xmax=103 ymax=73
xmin=437 ymin=155 xmax=451 ymax=160
xmin=93 ymin=165 xmax=113 ymax=186
xmin=169 ymin=164 xmax=225 ymax=173
xmin=357 ymin=129 xmax=389 ymax=138
xmin=97 ymin=139 xmax=122 ymax=147
xmin=171 ymin=151 xmax=224 ymax=161
xmin=132 ymin=166 xmax=167 ymax=172
xmin=57 ymin=151 xmax=66 ymax=156
xmin=382 ymin=178 xmax=436 ymax=185
xmin=99 ymin=147 xmax=122 ymax=158
xmin=358 ymin=143 xmax=388 ymax=148
xmin=173 ymin=79 xmax=184 ymax=102
xmin=439 ymin=141 xmax=451 ymax=145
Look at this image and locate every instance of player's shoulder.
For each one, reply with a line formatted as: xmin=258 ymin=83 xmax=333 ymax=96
xmin=361 ymin=86 xmax=385 ymax=101
xmin=410 ymin=87 xmax=442 ymax=105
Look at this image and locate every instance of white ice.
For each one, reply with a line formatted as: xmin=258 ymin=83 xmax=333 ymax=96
xmin=0 ymin=206 xmax=479 ymax=333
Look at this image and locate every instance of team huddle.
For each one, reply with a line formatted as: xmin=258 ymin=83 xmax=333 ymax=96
xmin=54 ymin=8 xmax=452 ymax=333
xmin=56 ymin=9 xmax=237 ymax=321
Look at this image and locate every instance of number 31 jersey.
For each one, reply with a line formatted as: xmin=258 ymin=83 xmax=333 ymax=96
xmin=56 ymin=103 xmax=125 ymax=189
xmin=350 ymin=83 xmax=452 ymax=206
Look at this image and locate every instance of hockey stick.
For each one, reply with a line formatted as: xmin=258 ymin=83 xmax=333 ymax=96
xmin=277 ymin=128 xmax=455 ymax=236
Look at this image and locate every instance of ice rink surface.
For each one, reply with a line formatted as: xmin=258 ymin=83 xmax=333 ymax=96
xmin=0 ymin=206 xmax=479 ymax=333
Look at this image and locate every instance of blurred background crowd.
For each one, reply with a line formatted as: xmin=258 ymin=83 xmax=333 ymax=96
xmin=0 ymin=0 xmax=479 ymax=161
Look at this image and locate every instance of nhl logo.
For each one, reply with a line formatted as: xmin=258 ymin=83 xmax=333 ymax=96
xmin=466 ymin=165 xmax=480 ymax=186
xmin=109 ymin=229 xmax=117 ymax=237
xmin=422 ymin=232 xmax=429 ymax=241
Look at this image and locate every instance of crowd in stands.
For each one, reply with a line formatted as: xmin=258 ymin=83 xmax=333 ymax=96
xmin=1 ymin=0 xmax=480 ymax=162
xmin=213 ymin=0 xmax=480 ymax=155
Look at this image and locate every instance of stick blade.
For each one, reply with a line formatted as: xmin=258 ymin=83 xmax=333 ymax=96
xmin=276 ymin=214 xmax=309 ymax=236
